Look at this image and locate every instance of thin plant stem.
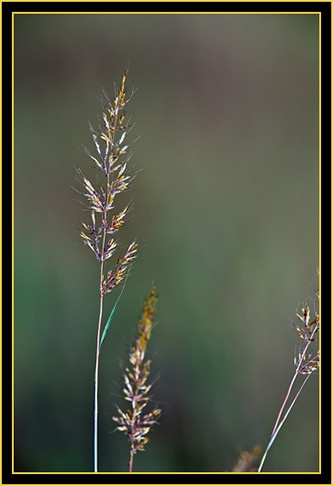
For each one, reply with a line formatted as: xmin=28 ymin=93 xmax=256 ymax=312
xmin=270 ymin=337 xmax=312 ymax=440
xmin=93 ymin=297 xmax=102 ymax=471
xmin=93 ymin=290 xmax=104 ymax=472
xmin=257 ymin=373 xmax=311 ymax=472
xmin=93 ymin=155 xmax=109 ymax=471
xmin=93 ymin=133 xmax=109 ymax=473
xmin=129 ymin=445 xmax=134 ymax=473
xmin=272 ymin=374 xmax=310 ymax=441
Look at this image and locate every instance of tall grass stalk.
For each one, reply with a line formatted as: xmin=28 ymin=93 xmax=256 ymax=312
xmin=113 ymin=286 xmax=161 ymax=472
xmin=258 ymin=296 xmax=320 ymax=472
xmin=76 ymin=70 xmax=137 ymax=472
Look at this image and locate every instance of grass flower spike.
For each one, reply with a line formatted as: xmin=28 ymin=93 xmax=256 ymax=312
xmin=113 ymin=286 xmax=162 ymax=472
xmin=77 ymin=69 xmax=137 ymax=472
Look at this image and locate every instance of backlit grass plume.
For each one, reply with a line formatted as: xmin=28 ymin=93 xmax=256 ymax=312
xmin=258 ymin=292 xmax=320 ymax=472
xmin=76 ymin=69 xmax=137 ymax=472
xmin=113 ymin=286 xmax=161 ymax=472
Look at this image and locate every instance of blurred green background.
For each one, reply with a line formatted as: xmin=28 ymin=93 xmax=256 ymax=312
xmin=14 ymin=13 xmax=319 ymax=473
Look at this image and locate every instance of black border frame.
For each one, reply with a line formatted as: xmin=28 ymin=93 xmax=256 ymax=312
xmin=4 ymin=1 xmax=331 ymax=484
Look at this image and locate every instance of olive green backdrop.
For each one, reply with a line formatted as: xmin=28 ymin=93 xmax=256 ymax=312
xmin=14 ymin=13 xmax=319 ymax=473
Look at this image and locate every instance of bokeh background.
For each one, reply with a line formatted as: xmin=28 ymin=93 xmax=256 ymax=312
xmin=14 ymin=13 xmax=319 ymax=473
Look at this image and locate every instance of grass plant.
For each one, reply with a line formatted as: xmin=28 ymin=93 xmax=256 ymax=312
xmin=257 ymin=292 xmax=320 ymax=472
xmin=76 ymin=70 xmax=160 ymax=472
